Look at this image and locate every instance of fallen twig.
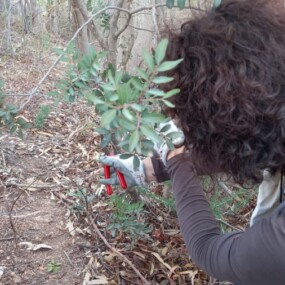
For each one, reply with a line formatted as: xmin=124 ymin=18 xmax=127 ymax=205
xmin=88 ymin=215 xmax=151 ymax=285
xmin=5 ymin=181 xmax=57 ymax=188
xmin=0 ymin=236 xmax=14 ymax=242
xmin=5 ymin=191 xmax=25 ymax=246
xmin=217 ymin=218 xmax=243 ymax=231
xmin=64 ymin=250 xmax=75 ymax=268
xmin=218 ymin=180 xmax=242 ymax=202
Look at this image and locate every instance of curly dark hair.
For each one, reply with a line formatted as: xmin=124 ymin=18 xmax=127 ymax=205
xmin=164 ymin=0 xmax=285 ymax=184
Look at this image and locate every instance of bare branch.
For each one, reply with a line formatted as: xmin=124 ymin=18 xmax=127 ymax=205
xmin=88 ymin=214 xmax=151 ymax=285
xmin=152 ymin=5 xmax=160 ymax=44
xmin=114 ymin=12 xmax=132 ymax=39
xmin=109 ymin=0 xmax=124 ymax=39
xmin=17 ymin=4 xmax=206 ymax=111
xmin=129 ymin=24 xmax=155 ymax=33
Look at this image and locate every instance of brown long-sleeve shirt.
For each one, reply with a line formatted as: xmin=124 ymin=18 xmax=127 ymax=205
xmin=166 ymin=154 xmax=285 ymax=285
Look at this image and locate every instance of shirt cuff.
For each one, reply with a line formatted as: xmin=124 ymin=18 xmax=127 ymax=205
xmin=151 ymin=156 xmax=170 ymax=183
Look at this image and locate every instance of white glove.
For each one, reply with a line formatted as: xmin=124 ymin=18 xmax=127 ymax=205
xmin=153 ymin=120 xmax=185 ymax=165
xmin=99 ymin=154 xmax=146 ymax=188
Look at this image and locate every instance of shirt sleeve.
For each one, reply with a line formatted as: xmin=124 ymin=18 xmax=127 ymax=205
xmin=151 ymin=156 xmax=170 ymax=183
xmin=166 ymin=154 xmax=285 ymax=285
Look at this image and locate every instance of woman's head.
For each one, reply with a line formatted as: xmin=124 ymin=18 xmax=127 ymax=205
xmin=165 ymin=0 xmax=285 ymax=184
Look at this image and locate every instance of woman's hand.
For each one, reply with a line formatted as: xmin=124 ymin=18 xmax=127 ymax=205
xmin=99 ymin=154 xmax=146 ymax=189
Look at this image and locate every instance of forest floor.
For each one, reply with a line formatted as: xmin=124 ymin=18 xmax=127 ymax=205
xmin=0 ymin=52 xmax=256 ymax=285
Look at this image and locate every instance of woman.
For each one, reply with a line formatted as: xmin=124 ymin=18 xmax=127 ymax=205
xmin=100 ymin=0 xmax=285 ymax=284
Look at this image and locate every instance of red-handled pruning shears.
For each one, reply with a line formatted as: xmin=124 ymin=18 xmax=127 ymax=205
xmin=103 ymin=155 xmax=127 ymax=195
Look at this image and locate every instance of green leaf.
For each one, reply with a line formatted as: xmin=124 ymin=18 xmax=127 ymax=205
xmin=0 ymin=79 xmax=5 ymax=89
xmin=102 ymin=83 xmax=116 ymax=92
xmin=155 ymin=39 xmax=169 ymax=65
xmin=162 ymin=99 xmax=175 ymax=108
xmin=160 ymin=124 xmax=171 ymax=133
xmin=177 ymin=0 xmax=186 ymax=9
xmin=101 ymin=109 xmax=117 ymax=127
xmin=146 ymin=89 xmax=165 ymax=96
xmin=87 ymin=93 xmax=105 ymax=105
xmin=92 ymin=62 xmax=100 ymax=71
xmin=164 ymin=88 xmax=180 ymax=99
xmin=100 ymin=132 xmax=111 ymax=147
xmin=141 ymin=139 xmax=154 ymax=150
xmin=68 ymin=87 xmax=74 ymax=96
xmin=118 ymin=117 xmax=136 ymax=131
xmin=52 ymin=47 xmax=64 ymax=55
xmin=60 ymin=56 xmax=69 ymax=63
xmin=131 ymin=77 xmax=144 ymax=91
xmin=17 ymin=117 xmax=31 ymax=129
xmin=48 ymin=91 xmax=60 ymax=97
xmin=164 ymin=136 xmax=174 ymax=150
xmin=133 ymin=155 xmax=141 ymax=171
xmin=117 ymin=83 xmax=134 ymax=104
xmin=73 ymin=81 xmax=85 ymax=88
xmin=157 ymin=59 xmax=183 ymax=72
xmin=109 ymin=94 xmax=119 ymax=102
xmin=94 ymin=127 xmax=109 ymax=135
xmin=122 ymin=108 xmax=135 ymax=121
xmin=131 ymin=104 xmax=144 ymax=112
xmin=152 ymin=76 xmax=173 ymax=84
xmin=129 ymin=130 xmax=139 ymax=152
xmin=141 ymin=112 xmax=166 ymax=123
xmin=136 ymin=68 xmax=149 ymax=80
xmin=143 ymin=51 xmax=155 ymax=71
xmin=114 ymin=128 xmax=125 ymax=142
xmin=141 ymin=125 xmax=162 ymax=144
xmin=17 ymin=128 xmax=24 ymax=139
xmin=166 ymin=0 xmax=174 ymax=8
xmin=119 ymin=153 xmax=133 ymax=159
xmin=135 ymin=144 xmax=142 ymax=154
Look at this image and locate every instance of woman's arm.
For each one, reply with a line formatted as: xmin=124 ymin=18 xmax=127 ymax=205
xmin=167 ymin=153 xmax=285 ymax=284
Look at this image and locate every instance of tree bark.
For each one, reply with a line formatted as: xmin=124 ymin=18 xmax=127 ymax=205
xmin=3 ymin=0 xmax=13 ymax=55
xmin=71 ymin=0 xmax=89 ymax=56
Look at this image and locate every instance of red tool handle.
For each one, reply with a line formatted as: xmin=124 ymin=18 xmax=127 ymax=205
xmin=116 ymin=171 xmax=127 ymax=189
xmin=104 ymin=165 xmax=113 ymax=195
xmin=103 ymin=154 xmax=128 ymax=195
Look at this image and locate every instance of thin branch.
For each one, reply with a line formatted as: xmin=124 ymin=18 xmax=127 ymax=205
xmin=217 ymin=218 xmax=243 ymax=231
xmin=88 ymin=215 xmax=151 ymax=285
xmin=5 ymin=190 xmax=25 ymax=246
xmin=129 ymin=24 xmax=155 ymax=33
xmin=73 ymin=0 xmax=108 ymax=50
xmin=114 ymin=12 xmax=131 ymax=39
xmin=5 ymin=181 xmax=57 ymax=188
xmin=0 ymin=236 xmax=15 ymax=241
xmin=6 ymin=93 xmax=32 ymax=96
xmin=218 ymin=180 xmax=242 ymax=202
xmin=109 ymin=0 xmax=124 ymax=39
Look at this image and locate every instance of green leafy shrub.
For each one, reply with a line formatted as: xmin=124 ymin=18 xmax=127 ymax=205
xmin=35 ymin=105 xmax=51 ymax=128
xmin=52 ymin=39 xmax=183 ymax=156
xmin=47 ymin=260 xmax=61 ymax=273
xmin=0 ymin=80 xmax=30 ymax=137
xmin=107 ymin=193 xmax=153 ymax=242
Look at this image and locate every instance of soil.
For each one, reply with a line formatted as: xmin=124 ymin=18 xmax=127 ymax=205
xmin=0 ymin=101 xmax=101 ymax=285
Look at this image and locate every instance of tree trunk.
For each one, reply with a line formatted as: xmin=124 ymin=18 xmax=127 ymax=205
xmin=3 ymin=0 xmax=13 ymax=55
xmin=71 ymin=0 xmax=89 ymax=56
